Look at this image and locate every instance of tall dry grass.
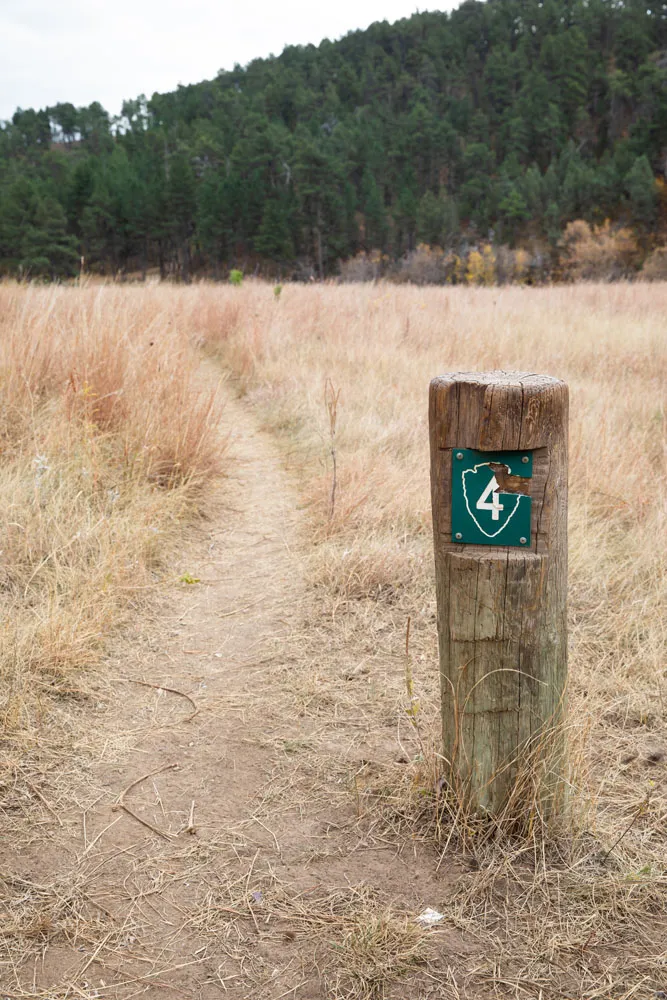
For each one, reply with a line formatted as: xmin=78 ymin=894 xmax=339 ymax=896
xmin=197 ymin=280 xmax=666 ymax=707
xmin=1 ymin=278 xmax=664 ymax=996
xmin=0 ymin=282 xmax=224 ymax=738
xmin=199 ymin=280 xmax=667 ymax=780
xmin=200 ymin=282 xmax=665 ymax=710
xmin=195 ymin=279 xmax=666 ymax=995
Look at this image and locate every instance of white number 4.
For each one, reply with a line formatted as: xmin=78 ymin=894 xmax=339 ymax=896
xmin=476 ymin=474 xmax=504 ymax=521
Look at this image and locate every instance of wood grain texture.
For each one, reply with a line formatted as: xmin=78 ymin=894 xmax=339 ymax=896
xmin=429 ymin=371 xmax=568 ymax=814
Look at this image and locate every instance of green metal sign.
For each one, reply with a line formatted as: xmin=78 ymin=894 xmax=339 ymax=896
xmin=451 ymin=448 xmax=533 ymax=546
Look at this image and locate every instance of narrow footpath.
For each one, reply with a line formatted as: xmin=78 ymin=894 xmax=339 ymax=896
xmin=5 ymin=380 xmax=458 ymax=1000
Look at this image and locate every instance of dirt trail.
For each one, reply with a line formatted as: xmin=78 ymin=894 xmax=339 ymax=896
xmin=25 ymin=386 xmax=307 ymax=996
xmin=5 ymin=380 xmax=459 ymax=1000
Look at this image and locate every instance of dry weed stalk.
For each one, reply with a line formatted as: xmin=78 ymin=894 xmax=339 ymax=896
xmin=324 ymin=377 xmax=341 ymax=523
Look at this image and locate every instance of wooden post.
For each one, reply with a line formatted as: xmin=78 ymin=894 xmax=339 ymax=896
xmin=429 ymin=372 xmax=568 ymax=815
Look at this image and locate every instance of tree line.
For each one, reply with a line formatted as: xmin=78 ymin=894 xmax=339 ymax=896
xmin=1 ymin=0 xmax=666 ymax=281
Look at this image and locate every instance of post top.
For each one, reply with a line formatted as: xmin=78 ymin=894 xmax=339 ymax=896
xmin=429 ymin=369 xmax=569 ymax=452
xmin=431 ymin=371 xmax=566 ymax=390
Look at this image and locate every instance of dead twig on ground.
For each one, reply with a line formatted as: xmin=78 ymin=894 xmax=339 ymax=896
xmin=185 ymin=799 xmax=197 ymax=835
xmin=111 ymin=677 xmax=199 ymax=722
xmin=114 ymin=762 xmax=179 ymax=840
xmin=24 ymin=778 xmax=63 ymax=826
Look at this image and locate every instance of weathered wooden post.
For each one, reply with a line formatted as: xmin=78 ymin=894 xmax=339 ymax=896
xmin=429 ymin=372 xmax=568 ymax=815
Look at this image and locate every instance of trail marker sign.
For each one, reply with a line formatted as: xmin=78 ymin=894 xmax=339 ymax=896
xmin=429 ymin=371 xmax=569 ymax=816
xmin=451 ymin=448 xmax=533 ymax=546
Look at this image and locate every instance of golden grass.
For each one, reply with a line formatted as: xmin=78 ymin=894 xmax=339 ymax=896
xmin=191 ymin=861 xmax=426 ymax=1000
xmin=195 ymin=279 xmax=667 ymax=997
xmin=0 ymin=278 xmax=665 ymax=998
xmin=204 ymin=279 xmax=665 ymax=705
xmin=200 ymin=280 xmax=665 ymax=705
xmin=0 ymin=282 xmax=224 ymax=739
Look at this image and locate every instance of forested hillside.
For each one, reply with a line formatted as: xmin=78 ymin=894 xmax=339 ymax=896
xmin=1 ymin=0 xmax=667 ymax=281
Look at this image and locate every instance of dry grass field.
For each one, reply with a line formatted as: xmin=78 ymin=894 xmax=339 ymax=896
xmin=0 ymin=283 xmax=223 ymax=729
xmin=0 ymin=279 xmax=665 ymax=999
xmin=205 ymin=281 xmax=667 ymax=993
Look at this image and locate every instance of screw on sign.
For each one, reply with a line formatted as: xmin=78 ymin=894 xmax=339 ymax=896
xmin=429 ymin=372 xmax=568 ymax=816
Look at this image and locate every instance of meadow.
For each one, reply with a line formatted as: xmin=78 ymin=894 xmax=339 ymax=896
xmin=201 ymin=279 xmax=667 ymax=997
xmin=0 ymin=284 xmax=223 ymax=733
xmin=0 ymin=279 xmax=665 ymax=998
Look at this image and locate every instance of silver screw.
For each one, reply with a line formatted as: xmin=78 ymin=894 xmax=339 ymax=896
xmin=520 ymin=537 xmax=527 ymax=544
xmin=455 ymin=532 xmax=463 ymax=540
xmin=456 ymin=452 xmax=463 ymax=460
xmin=522 ymin=455 xmax=529 ymax=464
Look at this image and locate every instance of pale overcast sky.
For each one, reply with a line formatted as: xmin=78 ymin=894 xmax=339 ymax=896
xmin=0 ymin=1 xmax=455 ymax=122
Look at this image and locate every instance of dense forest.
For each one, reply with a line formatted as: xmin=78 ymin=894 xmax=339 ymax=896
xmin=1 ymin=0 xmax=667 ymax=281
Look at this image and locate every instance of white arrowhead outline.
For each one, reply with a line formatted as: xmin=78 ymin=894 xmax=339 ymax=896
xmin=461 ymin=462 xmax=523 ymax=539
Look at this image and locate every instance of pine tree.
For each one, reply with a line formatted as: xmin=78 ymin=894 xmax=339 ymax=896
xmin=167 ymin=150 xmax=196 ymax=281
xmin=0 ymin=178 xmax=77 ymax=278
xmin=625 ymin=155 xmax=657 ymax=230
xmin=255 ymin=198 xmax=294 ymax=261
xmin=416 ymin=190 xmax=446 ymax=246
xmin=361 ymin=168 xmax=387 ymax=249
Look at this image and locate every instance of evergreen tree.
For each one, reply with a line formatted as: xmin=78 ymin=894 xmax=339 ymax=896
xmin=0 ymin=178 xmax=77 ymax=278
xmin=361 ymin=168 xmax=388 ymax=249
xmin=21 ymin=196 xmax=79 ymax=278
xmin=255 ymin=197 xmax=294 ymax=261
xmin=167 ymin=149 xmax=197 ymax=281
xmin=499 ymin=185 xmax=530 ymax=244
xmin=625 ymin=155 xmax=657 ymax=230
xmin=416 ymin=190 xmax=446 ymax=245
